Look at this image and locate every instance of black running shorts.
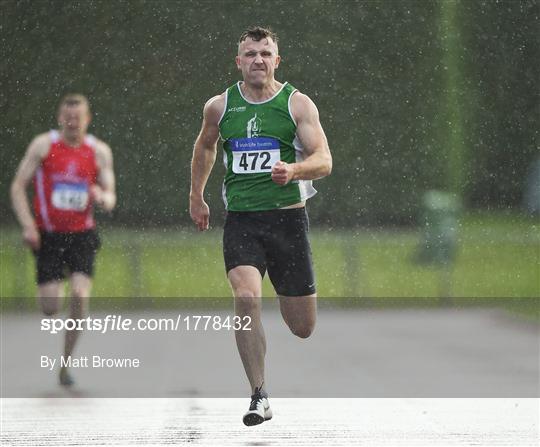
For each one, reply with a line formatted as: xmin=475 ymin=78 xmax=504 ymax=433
xmin=223 ymin=208 xmax=316 ymax=296
xmin=35 ymin=230 xmax=101 ymax=284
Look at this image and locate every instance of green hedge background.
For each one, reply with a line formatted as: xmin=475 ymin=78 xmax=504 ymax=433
xmin=1 ymin=0 xmax=538 ymax=227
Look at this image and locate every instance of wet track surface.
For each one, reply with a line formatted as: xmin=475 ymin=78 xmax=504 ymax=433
xmin=1 ymin=307 xmax=539 ymax=445
xmin=1 ymin=398 xmax=538 ymax=446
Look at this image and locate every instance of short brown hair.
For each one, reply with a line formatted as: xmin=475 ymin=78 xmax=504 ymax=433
xmin=238 ymin=26 xmax=278 ymax=45
xmin=58 ymin=93 xmax=90 ymax=112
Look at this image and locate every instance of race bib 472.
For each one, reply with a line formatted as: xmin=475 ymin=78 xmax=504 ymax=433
xmin=230 ymin=137 xmax=280 ymax=174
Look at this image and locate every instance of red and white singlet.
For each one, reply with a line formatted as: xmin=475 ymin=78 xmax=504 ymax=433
xmin=33 ymin=130 xmax=98 ymax=233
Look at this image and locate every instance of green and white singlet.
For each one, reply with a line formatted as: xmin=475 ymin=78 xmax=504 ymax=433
xmin=219 ymin=81 xmax=317 ymax=211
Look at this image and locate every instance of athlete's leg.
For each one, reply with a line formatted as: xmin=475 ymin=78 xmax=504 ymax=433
xmin=38 ymin=281 xmax=65 ymax=315
xmin=63 ymin=230 xmax=96 ymax=360
xmin=64 ymin=273 xmax=91 ymax=358
xmin=278 ymin=294 xmax=317 ymax=339
xmin=58 ymin=273 xmax=91 ymax=386
xmin=228 ymin=265 xmax=266 ymax=394
xmin=266 ymin=208 xmax=317 ymax=339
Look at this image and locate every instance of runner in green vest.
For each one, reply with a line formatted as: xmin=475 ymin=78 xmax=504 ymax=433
xmin=190 ymin=26 xmax=332 ymax=426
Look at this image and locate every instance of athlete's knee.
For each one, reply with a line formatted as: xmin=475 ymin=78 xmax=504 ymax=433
xmin=71 ymin=286 xmax=90 ymax=300
xmin=233 ymin=284 xmax=260 ymax=299
xmin=39 ymin=296 xmax=62 ymax=316
xmin=290 ymin=323 xmax=315 ymax=339
xmin=70 ymin=273 xmax=92 ymax=300
xmin=234 ymin=293 xmax=260 ymax=314
xmin=287 ymin=316 xmax=316 ymax=338
xmin=69 ymin=296 xmax=89 ymax=319
xmin=41 ymin=306 xmax=59 ymax=317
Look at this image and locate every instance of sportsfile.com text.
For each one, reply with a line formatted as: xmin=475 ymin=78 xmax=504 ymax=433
xmin=41 ymin=314 xmax=252 ymax=334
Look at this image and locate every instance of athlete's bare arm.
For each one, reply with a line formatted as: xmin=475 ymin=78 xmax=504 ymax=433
xmin=271 ymin=92 xmax=332 ymax=185
xmin=92 ymin=140 xmax=116 ymax=212
xmin=190 ymin=94 xmax=225 ymax=231
xmin=10 ymin=133 xmax=51 ymax=249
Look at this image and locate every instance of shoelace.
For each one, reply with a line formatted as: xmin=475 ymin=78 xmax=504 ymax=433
xmin=249 ymin=386 xmax=267 ymax=411
xmin=249 ymin=393 xmax=265 ymax=411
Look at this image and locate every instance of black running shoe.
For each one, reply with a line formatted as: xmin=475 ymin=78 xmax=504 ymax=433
xmin=242 ymin=387 xmax=272 ymax=426
xmin=59 ymin=368 xmax=75 ymax=387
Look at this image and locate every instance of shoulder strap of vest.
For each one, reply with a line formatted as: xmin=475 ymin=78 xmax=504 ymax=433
xmin=49 ymin=129 xmax=60 ymax=143
xmin=84 ymin=134 xmax=97 ymax=148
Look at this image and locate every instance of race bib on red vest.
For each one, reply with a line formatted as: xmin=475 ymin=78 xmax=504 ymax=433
xmin=51 ymin=182 xmax=89 ymax=211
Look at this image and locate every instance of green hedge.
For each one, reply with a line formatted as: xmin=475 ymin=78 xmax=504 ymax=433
xmin=1 ymin=1 xmax=537 ymax=226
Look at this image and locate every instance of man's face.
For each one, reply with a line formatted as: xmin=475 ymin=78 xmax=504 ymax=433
xmin=58 ymin=103 xmax=91 ymax=134
xmin=236 ymin=37 xmax=280 ymax=87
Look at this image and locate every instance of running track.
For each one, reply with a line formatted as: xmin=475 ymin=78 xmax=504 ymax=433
xmin=1 ymin=307 xmax=538 ymax=445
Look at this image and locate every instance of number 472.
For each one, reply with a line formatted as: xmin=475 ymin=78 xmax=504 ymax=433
xmin=239 ymin=151 xmax=271 ymax=170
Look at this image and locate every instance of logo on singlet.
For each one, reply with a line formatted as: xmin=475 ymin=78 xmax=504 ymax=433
xmin=228 ymin=106 xmax=247 ymax=113
xmin=247 ymin=113 xmax=262 ymax=138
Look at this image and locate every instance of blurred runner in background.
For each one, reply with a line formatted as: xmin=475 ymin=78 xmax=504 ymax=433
xmin=10 ymin=93 xmax=116 ymax=386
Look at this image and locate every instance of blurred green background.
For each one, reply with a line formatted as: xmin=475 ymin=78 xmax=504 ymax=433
xmin=1 ymin=0 xmax=538 ymax=225
xmin=0 ymin=1 xmax=538 ymax=307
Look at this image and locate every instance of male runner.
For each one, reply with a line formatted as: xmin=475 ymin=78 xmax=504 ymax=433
xmin=190 ymin=27 xmax=332 ymax=426
xmin=10 ymin=94 xmax=116 ymax=386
